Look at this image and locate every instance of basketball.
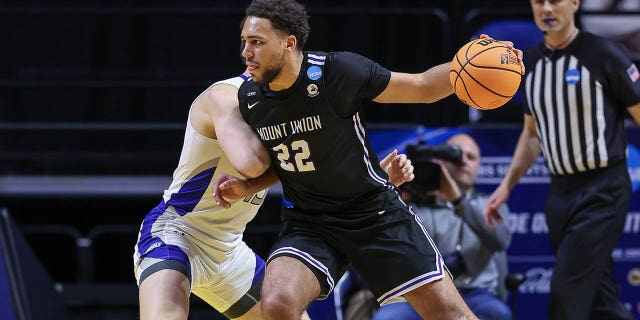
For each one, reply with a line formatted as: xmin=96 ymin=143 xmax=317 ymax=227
xmin=449 ymin=38 xmax=522 ymax=110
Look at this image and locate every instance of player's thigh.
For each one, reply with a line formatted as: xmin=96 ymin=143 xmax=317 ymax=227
xmin=139 ymin=269 xmax=190 ymax=320
xmin=263 ymin=255 xmax=321 ymax=307
xmin=193 ymin=246 xmax=265 ymax=319
xmin=403 ymin=275 xmax=475 ymax=319
xmin=348 ymin=206 xmax=443 ymax=304
xmin=267 ymin=221 xmax=345 ymax=299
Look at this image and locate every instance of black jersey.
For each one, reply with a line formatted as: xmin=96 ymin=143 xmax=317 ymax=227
xmin=522 ymin=32 xmax=640 ymax=175
xmin=239 ymin=51 xmax=394 ymax=213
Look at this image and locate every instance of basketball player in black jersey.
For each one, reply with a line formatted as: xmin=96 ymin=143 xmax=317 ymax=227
xmin=213 ymin=0 xmax=524 ymax=319
xmin=485 ymin=0 xmax=640 ymax=319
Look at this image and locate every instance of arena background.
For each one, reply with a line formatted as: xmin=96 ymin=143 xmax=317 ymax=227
xmin=0 ymin=0 xmax=638 ymax=319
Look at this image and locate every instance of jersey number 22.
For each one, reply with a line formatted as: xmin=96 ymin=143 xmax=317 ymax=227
xmin=273 ymin=140 xmax=316 ymax=172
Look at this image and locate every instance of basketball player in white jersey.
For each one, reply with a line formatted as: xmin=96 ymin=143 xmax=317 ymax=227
xmin=132 ymin=72 xmax=414 ymax=320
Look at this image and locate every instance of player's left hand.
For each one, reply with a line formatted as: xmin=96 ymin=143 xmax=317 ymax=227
xmin=380 ymin=149 xmax=414 ymax=187
xmin=479 ymin=33 xmax=525 ymax=75
xmin=212 ymin=173 xmax=249 ymax=209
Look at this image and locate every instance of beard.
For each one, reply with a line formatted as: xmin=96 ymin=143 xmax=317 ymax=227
xmin=252 ymin=52 xmax=285 ymax=86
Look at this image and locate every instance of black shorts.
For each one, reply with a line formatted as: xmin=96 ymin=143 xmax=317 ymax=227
xmin=267 ymin=195 xmax=445 ymax=305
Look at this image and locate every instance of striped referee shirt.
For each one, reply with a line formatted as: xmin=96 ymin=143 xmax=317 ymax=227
xmin=523 ymin=31 xmax=640 ymax=175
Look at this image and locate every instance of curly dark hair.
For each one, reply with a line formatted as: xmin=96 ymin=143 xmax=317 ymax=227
xmin=245 ymin=0 xmax=310 ymax=50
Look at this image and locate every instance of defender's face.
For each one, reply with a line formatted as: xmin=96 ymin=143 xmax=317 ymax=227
xmin=530 ymin=0 xmax=579 ymax=34
xmin=241 ymin=16 xmax=286 ymax=86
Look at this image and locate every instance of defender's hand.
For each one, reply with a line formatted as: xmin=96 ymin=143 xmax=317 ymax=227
xmin=212 ymin=173 xmax=250 ymax=209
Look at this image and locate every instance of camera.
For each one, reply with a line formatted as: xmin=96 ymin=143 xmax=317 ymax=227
xmin=402 ymin=142 xmax=463 ymax=202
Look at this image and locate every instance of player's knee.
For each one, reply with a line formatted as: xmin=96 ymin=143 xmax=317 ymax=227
xmin=141 ymin=305 xmax=187 ymax=320
xmin=261 ymin=291 xmax=299 ymax=318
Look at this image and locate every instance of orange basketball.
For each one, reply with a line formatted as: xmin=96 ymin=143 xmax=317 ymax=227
xmin=449 ymin=38 xmax=522 ymax=110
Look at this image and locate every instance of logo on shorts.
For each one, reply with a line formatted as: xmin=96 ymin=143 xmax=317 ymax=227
xmin=307 ymin=66 xmax=322 ymax=80
xmin=307 ymin=83 xmax=319 ymax=97
xmin=565 ymin=69 xmax=580 ymax=84
xmin=145 ymin=241 xmax=163 ymax=254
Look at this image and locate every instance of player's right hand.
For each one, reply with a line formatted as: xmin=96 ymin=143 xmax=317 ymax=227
xmin=485 ymin=184 xmax=509 ymax=227
xmin=479 ymin=33 xmax=525 ymax=75
xmin=212 ymin=173 xmax=249 ymax=209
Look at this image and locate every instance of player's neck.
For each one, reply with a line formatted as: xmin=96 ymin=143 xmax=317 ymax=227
xmin=545 ymin=27 xmax=579 ymax=51
xmin=268 ymin=52 xmax=304 ymax=91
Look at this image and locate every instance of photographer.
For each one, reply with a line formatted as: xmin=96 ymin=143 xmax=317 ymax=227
xmin=373 ymin=133 xmax=512 ymax=320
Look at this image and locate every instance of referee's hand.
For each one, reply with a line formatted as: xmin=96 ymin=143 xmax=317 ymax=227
xmin=485 ymin=184 xmax=509 ymax=227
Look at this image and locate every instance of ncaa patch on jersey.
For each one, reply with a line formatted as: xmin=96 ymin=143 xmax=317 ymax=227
xmin=628 ymin=63 xmax=639 ymax=82
xmin=307 ymin=83 xmax=319 ymax=97
xmin=307 ymin=66 xmax=322 ymax=80
xmin=564 ymin=69 xmax=580 ymax=85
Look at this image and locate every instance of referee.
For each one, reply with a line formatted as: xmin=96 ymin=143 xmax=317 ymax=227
xmin=484 ymin=0 xmax=640 ymax=319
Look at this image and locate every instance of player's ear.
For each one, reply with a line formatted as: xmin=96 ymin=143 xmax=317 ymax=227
xmin=285 ymin=35 xmax=296 ymax=50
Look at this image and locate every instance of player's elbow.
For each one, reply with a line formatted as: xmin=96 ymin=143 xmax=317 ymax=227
xmin=237 ymin=163 xmax=265 ymax=179
xmin=236 ymin=156 xmax=270 ymax=178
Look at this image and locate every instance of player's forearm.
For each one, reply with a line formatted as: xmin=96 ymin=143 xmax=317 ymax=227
xmin=419 ymin=62 xmax=454 ymax=103
xmin=244 ymin=166 xmax=279 ymax=193
xmin=217 ymin=122 xmax=272 ymax=178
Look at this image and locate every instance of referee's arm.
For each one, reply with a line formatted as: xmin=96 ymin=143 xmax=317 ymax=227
xmin=485 ymin=114 xmax=540 ymax=227
xmin=627 ymin=102 xmax=640 ymax=125
xmin=502 ymin=114 xmax=541 ymax=191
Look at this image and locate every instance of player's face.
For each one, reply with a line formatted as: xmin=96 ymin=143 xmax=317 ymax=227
xmin=445 ymin=136 xmax=480 ymax=191
xmin=530 ymin=0 xmax=579 ymax=34
xmin=241 ymin=17 xmax=287 ymax=86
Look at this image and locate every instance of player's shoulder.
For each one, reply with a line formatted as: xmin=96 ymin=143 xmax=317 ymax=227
xmin=213 ymin=74 xmax=249 ymax=89
xmin=197 ymin=74 xmax=248 ymax=98
xmin=325 ymin=51 xmax=372 ymax=66
xmin=195 ymin=74 xmax=249 ymax=115
xmin=323 ymin=51 xmax=383 ymax=79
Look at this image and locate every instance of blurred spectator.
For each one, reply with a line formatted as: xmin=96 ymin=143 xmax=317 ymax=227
xmin=373 ymin=133 xmax=513 ymax=320
xmin=581 ymin=0 xmax=640 ymax=60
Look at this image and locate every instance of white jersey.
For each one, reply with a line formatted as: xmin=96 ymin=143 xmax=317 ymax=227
xmin=134 ymin=76 xmax=268 ymax=308
xmin=160 ymin=78 xmax=267 ymax=258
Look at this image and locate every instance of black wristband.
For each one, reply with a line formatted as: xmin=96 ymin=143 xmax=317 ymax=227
xmin=451 ymin=194 xmax=465 ymax=207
